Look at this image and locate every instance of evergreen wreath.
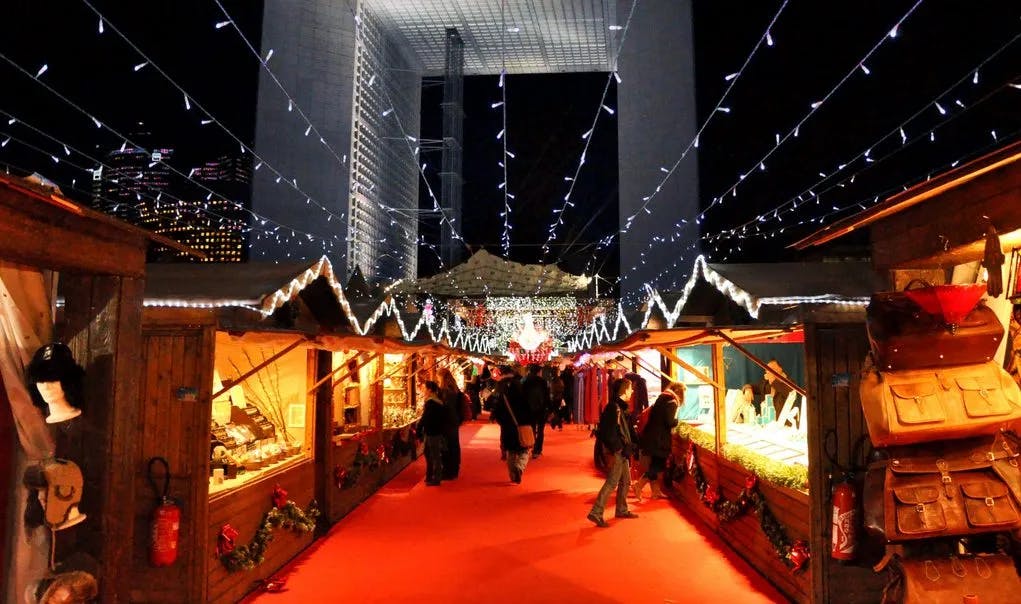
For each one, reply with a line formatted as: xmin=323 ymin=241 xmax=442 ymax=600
xmin=218 ymin=499 xmax=320 ymax=572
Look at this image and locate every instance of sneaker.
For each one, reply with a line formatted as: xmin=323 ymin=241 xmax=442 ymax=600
xmin=587 ymin=513 xmax=609 ymax=528
xmin=615 ymin=511 xmax=639 ymax=519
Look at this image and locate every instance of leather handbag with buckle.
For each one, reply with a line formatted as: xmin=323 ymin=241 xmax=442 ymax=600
xmin=881 ymin=554 xmax=1021 ymax=603
xmin=867 ymin=290 xmax=1003 ymax=371
xmin=862 ymin=433 xmax=1021 ymax=543
xmin=860 ymin=359 xmax=1021 ymax=447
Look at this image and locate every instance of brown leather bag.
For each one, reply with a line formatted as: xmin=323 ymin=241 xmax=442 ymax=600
xmin=882 ymin=554 xmax=1021 ymax=603
xmin=867 ymin=292 xmax=1003 ymax=371
xmin=860 ymin=360 xmax=1021 ymax=447
xmin=862 ymin=434 xmax=1021 ymax=543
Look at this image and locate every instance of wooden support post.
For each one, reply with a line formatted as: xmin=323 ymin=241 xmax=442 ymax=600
xmin=712 ymin=342 xmax=727 ymax=455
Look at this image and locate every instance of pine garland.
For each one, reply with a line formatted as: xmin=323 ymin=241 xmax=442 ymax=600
xmin=219 ymin=500 xmax=320 ymax=572
xmin=670 ymin=441 xmax=810 ymax=573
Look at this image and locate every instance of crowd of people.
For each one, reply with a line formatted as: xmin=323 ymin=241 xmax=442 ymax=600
xmin=415 ymin=358 xmax=799 ymax=530
xmin=414 ymin=360 xmax=695 ymax=530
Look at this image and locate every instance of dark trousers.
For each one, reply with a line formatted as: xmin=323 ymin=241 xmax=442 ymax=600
xmin=532 ymin=420 xmax=547 ymax=455
xmin=424 ymin=435 xmax=444 ymax=485
xmin=643 ymin=455 xmax=667 ymax=480
xmin=441 ymin=427 xmax=461 ymax=479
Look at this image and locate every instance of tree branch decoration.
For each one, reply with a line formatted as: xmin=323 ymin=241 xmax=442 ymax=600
xmin=218 ymin=485 xmax=319 ymax=573
xmin=668 ymin=440 xmax=810 ymax=574
xmin=229 ymin=348 xmax=291 ymax=444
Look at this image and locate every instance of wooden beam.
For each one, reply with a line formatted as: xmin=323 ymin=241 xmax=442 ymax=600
xmin=305 ymin=351 xmax=378 ymax=395
xmin=712 ymin=342 xmax=727 ymax=455
xmin=713 ymin=331 xmax=808 ymax=397
xmin=655 ymin=346 xmax=723 ymax=389
xmin=622 ymin=351 xmax=673 ymax=384
xmin=212 ymin=337 xmax=305 ymax=399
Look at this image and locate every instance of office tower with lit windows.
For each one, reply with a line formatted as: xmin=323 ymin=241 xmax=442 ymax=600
xmin=137 ymin=154 xmax=252 ymax=262
xmin=253 ymin=0 xmax=698 ymax=296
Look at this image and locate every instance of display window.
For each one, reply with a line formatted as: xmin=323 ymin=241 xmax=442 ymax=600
xmin=331 ymin=350 xmax=378 ymax=435
xmin=209 ymin=332 xmax=313 ymax=495
xmin=674 ymin=342 xmax=808 ymax=486
xmin=382 ymin=352 xmax=418 ymax=428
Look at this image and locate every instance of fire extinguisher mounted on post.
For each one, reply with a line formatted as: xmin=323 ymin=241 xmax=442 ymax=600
xmin=824 ymin=432 xmax=868 ymax=563
xmin=148 ymin=456 xmax=180 ymax=567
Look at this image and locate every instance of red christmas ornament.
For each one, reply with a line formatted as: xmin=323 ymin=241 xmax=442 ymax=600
xmin=217 ymin=524 xmax=240 ymax=556
xmin=787 ymin=540 xmax=811 ymax=573
xmin=272 ymin=484 xmax=288 ymax=509
xmin=376 ymin=443 xmax=388 ymax=465
xmin=744 ymin=474 xmax=758 ymax=492
xmin=333 ymin=466 xmax=348 ymax=489
xmin=704 ymin=483 xmax=720 ymax=505
xmin=686 ymin=442 xmax=696 ymax=473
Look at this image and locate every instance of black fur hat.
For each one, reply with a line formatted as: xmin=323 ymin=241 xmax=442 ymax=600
xmin=26 ymin=342 xmax=85 ymax=412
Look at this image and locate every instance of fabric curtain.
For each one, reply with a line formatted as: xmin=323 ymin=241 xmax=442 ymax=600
xmin=1 ymin=260 xmax=55 ymax=604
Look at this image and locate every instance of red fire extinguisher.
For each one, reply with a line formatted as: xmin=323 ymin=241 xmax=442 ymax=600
xmin=148 ymin=457 xmax=180 ymax=567
xmin=830 ymin=473 xmax=857 ymax=561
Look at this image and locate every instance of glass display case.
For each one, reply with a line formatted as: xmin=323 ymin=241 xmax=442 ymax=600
xmin=209 ymin=333 xmax=313 ymax=495
xmin=674 ymin=343 xmax=809 ymax=472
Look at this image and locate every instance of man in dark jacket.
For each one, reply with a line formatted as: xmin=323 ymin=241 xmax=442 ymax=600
xmin=587 ymin=378 xmax=640 ymax=527
xmin=521 ymin=364 xmax=550 ymax=458
xmin=634 ymin=382 xmax=683 ymax=500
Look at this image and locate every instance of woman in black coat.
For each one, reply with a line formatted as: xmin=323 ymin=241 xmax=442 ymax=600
xmin=488 ymin=368 xmax=533 ymax=484
xmin=634 ymin=382 xmax=683 ymax=500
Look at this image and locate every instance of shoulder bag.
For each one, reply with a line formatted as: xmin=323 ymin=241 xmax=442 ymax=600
xmin=881 ymin=554 xmax=1021 ymax=603
xmin=860 ymin=360 xmax=1021 ymax=447
xmin=863 ymin=433 xmax=1021 ymax=543
xmin=504 ymin=396 xmax=535 ymax=448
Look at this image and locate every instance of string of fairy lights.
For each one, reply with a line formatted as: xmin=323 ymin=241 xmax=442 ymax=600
xmin=0 ymin=55 xmax=344 ymax=256
xmin=5 ymin=3 xmax=1020 ymax=356
xmin=630 ymin=28 xmax=1021 ymax=294
xmin=552 ymin=0 xmax=789 ymax=285
xmin=615 ymin=0 xmax=929 ymax=307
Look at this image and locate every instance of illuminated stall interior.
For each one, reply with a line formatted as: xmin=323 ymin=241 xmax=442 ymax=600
xmin=208 ymin=333 xmax=315 ymax=495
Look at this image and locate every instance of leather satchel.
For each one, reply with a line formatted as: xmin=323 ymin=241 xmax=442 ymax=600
xmin=867 ymin=292 xmax=1003 ymax=371
xmin=882 ymin=554 xmax=1021 ymax=603
xmin=860 ymin=360 xmax=1021 ymax=447
xmin=862 ymin=434 xmax=1021 ymax=543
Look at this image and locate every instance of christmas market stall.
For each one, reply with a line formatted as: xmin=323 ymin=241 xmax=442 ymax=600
xmin=138 ymin=257 xmax=449 ymax=604
xmin=0 ymin=173 xmax=197 ymax=604
xmin=792 ymin=139 xmax=1021 ymax=603
xmin=574 ymin=257 xmax=883 ymax=603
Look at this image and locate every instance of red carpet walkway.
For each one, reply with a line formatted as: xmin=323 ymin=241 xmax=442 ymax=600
xmin=246 ymin=422 xmax=790 ymax=604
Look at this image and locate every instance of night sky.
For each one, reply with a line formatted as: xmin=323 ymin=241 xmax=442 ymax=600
xmin=2 ymin=1 xmax=1020 ymax=287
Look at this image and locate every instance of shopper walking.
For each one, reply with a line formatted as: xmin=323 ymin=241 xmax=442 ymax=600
xmin=416 ymin=381 xmax=448 ymax=486
xmin=522 ymin=364 xmax=550 ymax=458
xmin=634 ymin=382 xmax=683 ymax=501
xmin=437 ymin=368 xmax=463 ymax=479
xmin=490 ymin=365 xmax=533 ymax=484
xmin=587 ymin=377 xmax=640 ymax=527
xmin=549 ymin=368 xmax=566 ymax=430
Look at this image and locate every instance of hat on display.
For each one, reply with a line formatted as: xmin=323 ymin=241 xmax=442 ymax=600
xmin=23 ymin=459 xmax=87 ymax=531
xmin=26 ymin=342 xmax=86 ymax=412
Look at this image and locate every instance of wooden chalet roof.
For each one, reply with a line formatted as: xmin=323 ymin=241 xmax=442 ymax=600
xmin=392 ymin=248 xmax=591 ymax=296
